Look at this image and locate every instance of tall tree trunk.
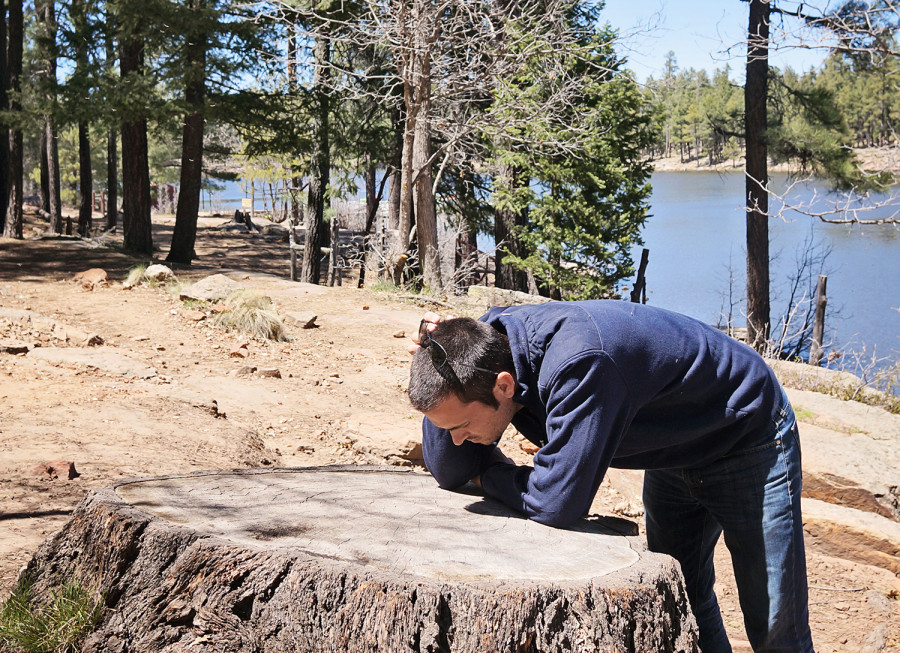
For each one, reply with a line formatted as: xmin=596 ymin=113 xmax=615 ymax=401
xmin=397 ymin=103 xmax=416 ymax=251
xmin=45 ymin=118 xmax=63 ymax=233
xmin=37 ymin=0 xmax=63 ymax=234
xmin=73 ymin=0 xmax=91 ymax=236
xmin=120 ymin=38 xmax=152 ymax=255
xmin=3 ymin=0 xmax=23 ymax=239
xmin=302 ymin=32 xmax=330 ymax=285
xmin=167 ymin=4 xmax=207 ymax=266
xmin=77 ymin=122 xmax=92 ymax=236
xmin=39 ymin=129 xmax=50 ymax=214
xmin=388 ymin=100 xmax=403 ymax=231
xmin=412 ymin=52 xmax=440 ymax=291
xmin=105 ymin=15 xmax=117 ymax=231
xmin=745 ymin=0 xmax=770 ymax=351
xmin=493 ymin=163 xmax=529 ymax=292
xmin=0 ymin=3 xmax=8 ymax=236
xmin=106 ymin=130 xmax=118 ymax=230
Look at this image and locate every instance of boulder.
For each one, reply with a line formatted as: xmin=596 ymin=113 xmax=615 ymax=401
xmin=144 ymin=264 xmax=177 ymax=283
xmin=179 ymin=274 xmax=241 ymax=303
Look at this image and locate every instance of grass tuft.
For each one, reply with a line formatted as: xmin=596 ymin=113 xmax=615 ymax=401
xmin=123 ymin=265 xmax=147 ymax=287
xmin=0 ymin=576 xmax=104 ymax=653
xmin=212 ymin=289 xmax=289 ymax=341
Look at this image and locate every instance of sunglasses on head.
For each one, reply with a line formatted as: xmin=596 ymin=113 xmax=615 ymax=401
xmin=418 ymin=320 xmax=497 ymax=376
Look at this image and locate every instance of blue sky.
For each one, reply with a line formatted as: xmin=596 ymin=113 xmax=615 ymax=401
xmin=602 ymin=0 xmax=832 ymax=81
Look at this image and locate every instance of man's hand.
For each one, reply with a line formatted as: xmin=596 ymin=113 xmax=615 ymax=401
xmin=407 ymin=311 xmax=456 ymax=354
xmin=472 ymin=447 xmax=515 ymax=491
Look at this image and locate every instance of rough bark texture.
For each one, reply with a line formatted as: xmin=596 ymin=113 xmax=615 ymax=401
xmin=78 ymin=122 xmax=92 ymax=236
xmin=106 ymin=129 xmax=118 ymax=231
xmin=3 ymin=0 xmax=23 ymax=239
xmin=494 ymin=163 xmax=529 ymax=293
xmin=0 ymin=3 xmax=8 ymax=236
xmin=302 ymin=33 xmax=330 ymax=285
xmin=745 ymin=0 xmax=771 ymax=351
xmin=412 ymin=66 xmax=440 ymax=291
xmin=166 ymin=11 xmax=207 ymax=266
xmin=120 ymin=38 xmax=153 ymax=255
xmin=21 ymin=468 xmax=699 ymax=653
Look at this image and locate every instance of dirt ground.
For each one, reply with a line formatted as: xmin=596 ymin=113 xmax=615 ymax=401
xmin=1 ymin=210 xmax=898 ymax=652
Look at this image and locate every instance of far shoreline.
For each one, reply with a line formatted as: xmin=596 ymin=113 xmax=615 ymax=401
xmin=648 ymin=146 xmax=900 ymax=175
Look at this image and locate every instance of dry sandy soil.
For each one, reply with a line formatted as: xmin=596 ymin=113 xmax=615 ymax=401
xmin=1 ymin=210 xmax=898 ymax=652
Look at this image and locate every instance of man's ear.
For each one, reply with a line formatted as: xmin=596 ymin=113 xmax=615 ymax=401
xmin=494 ymin=371 xmax=517 ymax=400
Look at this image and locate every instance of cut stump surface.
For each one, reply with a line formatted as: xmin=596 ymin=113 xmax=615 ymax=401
xmin=23 ymin=466 xmax=699 ymax=652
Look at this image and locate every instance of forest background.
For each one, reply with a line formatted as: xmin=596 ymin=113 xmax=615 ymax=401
xmin=0 ymin=0 xmax=898 ymax=390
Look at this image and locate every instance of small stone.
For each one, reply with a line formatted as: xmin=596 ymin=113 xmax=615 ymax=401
xmin=231 ymin=366 xmax=257 ymax=377
xmin=362 ymin=306 xmax=370 ymax=310
xmin=134 ymin=335 xmax=150 ymax=342
xmin=285 ymin=311 xmax=318 ymax=329
xmin=31 ymin=460 xmax=79 ymax=480
xmin=144 ymin=264 xmax=176 ymax=282
xmin=230 ymin=344 xmax=250 ymax=358
xmin=0 ymin=340 xmax=31 ymax=354
xmin=210 ymin=303 xmax=229 ymax=314
xmin=73 ymin=268 xmax=108 ymax=287
xmin=393 ymin=331 xmax=406 ymax=338
xmin=257 ymin=368 xmax=282 ymax=378
xmin=184 ymin=310 xmax=206 ymax=322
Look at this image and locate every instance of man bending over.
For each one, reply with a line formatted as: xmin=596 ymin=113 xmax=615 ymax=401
xmin=408 ymin=301 xmax=814 ymax=653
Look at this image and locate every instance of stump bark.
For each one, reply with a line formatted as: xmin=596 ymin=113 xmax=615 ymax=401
xmin=22 ymin=466 xmax=699 ymax=652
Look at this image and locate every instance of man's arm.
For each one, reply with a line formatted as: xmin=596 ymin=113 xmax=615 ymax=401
xmin=479 ymin=351 xmax=632 ymax=527
xmin=421 ymin=416 xmax=495 ymax=489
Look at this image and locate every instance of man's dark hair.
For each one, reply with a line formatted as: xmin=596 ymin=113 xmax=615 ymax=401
xmin=408 ymin=317 xmax=514 ymax=412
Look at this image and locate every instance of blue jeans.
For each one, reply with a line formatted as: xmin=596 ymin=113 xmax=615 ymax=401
xmin=643 ymin=392 xmax=815 ymax=653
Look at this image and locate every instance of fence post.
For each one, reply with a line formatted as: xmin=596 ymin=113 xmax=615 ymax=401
xmin=809 ymin=274 xmax=828 ymax=366
xmin=630 ymin=248 xmax=649 ymax=304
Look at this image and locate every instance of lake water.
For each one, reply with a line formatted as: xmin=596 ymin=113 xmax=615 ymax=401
xmin=205 ymin=173 xmax=900 ymax=364
xmin=638 ymin=171 xmax=900 ymax=364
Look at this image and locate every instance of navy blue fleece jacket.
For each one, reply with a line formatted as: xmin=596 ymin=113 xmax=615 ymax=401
xmin=421 ymin=300 xmax=782 ymax=528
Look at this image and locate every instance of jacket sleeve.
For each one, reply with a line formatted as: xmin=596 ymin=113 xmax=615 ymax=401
xmin=479 ymin=351 xmax=632 ymax=527
xmin=421 ymin=416 xmax=496 ymax=489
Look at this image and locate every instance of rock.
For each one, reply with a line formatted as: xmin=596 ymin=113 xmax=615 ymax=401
xmin=284 ymin=311 xmax=317 ymax=328
xmin=73 ymin=268 xmax=108 ymax=289
xmin=229 ymin=344 xmax=249 ymax=358
xmin=256 ymin=368 xmax=282 ymax=378
xmin=179 ymin=274 xmax=241 ymax=303
xmin=0 ymin=340 xmax=31 ymax=354
xmin=31 ymin=460 xmax=79 ymax=480
xmin=26 ymin=347 xmax=157 ymax=379
xmin=144 ymin=264 xmax=176 ymax=283
xmin=466 ymin=285 xmax=552 ymax=308
xmin=802 ymin=497 xmax=900 ymax=575
xmin=54 ymin=325 xmax=104 ymax=347
xmin=184 ymin=310 xmax=206 ymax=322
xmin=219 ymin=223 xmax=249 ymax=233
xmin=230 ymin=366 xmax=257 ymax=377
xmin=392 ymin=330 xmax=406 ymax=338
xmin=21 ymin=468 xmax=699 ymax=653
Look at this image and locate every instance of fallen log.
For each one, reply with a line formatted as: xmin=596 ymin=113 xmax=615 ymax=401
xmin=21 ymin=466 xmax=699 ymax=652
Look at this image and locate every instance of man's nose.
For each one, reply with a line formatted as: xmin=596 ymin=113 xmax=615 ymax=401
xmin=450 ymin=430 xmax=468 ymax=446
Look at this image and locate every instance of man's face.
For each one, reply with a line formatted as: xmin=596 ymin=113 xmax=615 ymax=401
xmin=422 ymin=372 xmax=520 ymax=446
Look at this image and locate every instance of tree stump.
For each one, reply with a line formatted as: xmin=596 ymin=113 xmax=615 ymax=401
xmin=22 ymin=467 xmax=699 ymax=652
